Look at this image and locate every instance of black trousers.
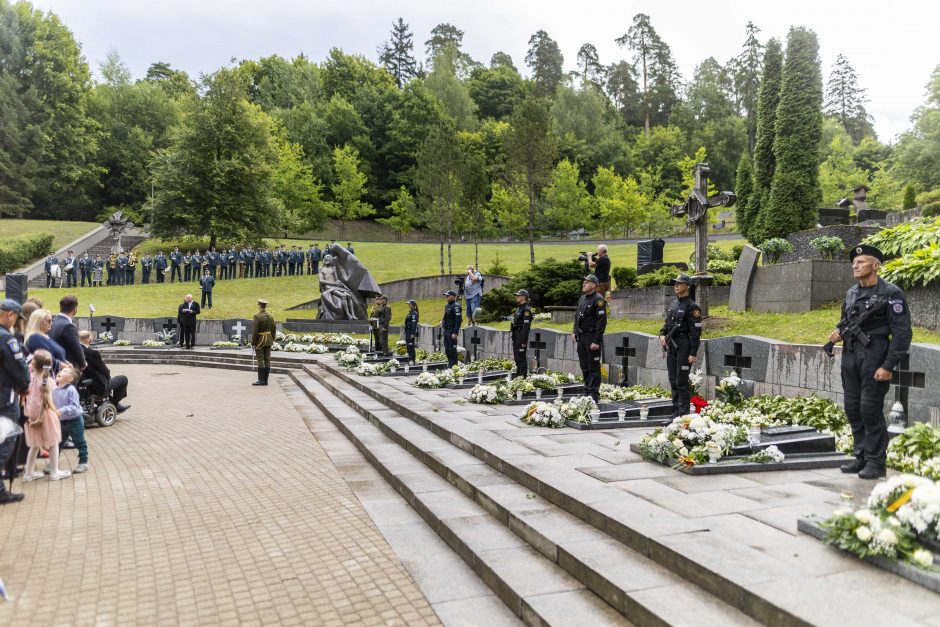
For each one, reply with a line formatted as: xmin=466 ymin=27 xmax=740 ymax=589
xmin=66 ymin=269 xmax=77 ymax=287
xmin=171 ymin=264 xmax=182 ymax=282
xmin=108 ymin=375 xmax=129 ymax=404
xmin=156 ymin=270 xmax=165 ymax=283
xmin=666 ymin=336 xmax=692 ymax=416
xmin=180 ymin=323 xmax=196 ymax=348
xmin=841 ymin=338 xmax=891 ymax=466
xmin=443 ymin=332 xmax=458 ymax=366
xmin=513 ymin=343 xmax=528 ymax=378
xmin=576 ymin=336 xmax=602 ymax=401
xmin=142 ymin=269 xmax=151 ymax=284
xmin=406 ymin=336 xmax=416 ymax=363
xmin=201 ymin=291 xmax=213 ymax=308
xmin=80 ymin=270 xmax=89 ymax=287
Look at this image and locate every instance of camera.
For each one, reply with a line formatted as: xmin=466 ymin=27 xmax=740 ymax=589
xmin=454 ymin=277 xmax=465 ymax=296
xmin=577 ymin=251 xmax=597 ymax=272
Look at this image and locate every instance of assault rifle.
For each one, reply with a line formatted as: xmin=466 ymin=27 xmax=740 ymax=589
xmin=823 ymin=296 xmax=886 ymax=358
xmin=661 ymin=325 xmax=680 ymax=358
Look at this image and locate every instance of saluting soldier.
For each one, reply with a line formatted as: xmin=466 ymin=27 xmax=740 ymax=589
xmin=509 ymin=289 xmax=533 ymax=378
xmin=572 ymin=274 xmax=606 ymax=402
xmin=403 ymin=300 xmax=419 ymax=364
xmin=141 ymin=252 xmax=153 ymax=284
xmin=830 ymin=244 xmax=912 ymax=480
xmin=252 ymin=299 xmax=276 ymax=386
xmin=441 ymin=290 xmax=463 ymax=367
xmin=658 ymin=274 xmax=702 ymax=418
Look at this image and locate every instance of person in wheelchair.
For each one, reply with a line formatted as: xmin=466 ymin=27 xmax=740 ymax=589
xmin=78 ymin=330 xmax=129 ymax=425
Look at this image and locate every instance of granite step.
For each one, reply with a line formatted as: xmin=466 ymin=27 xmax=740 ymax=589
xmin=103 ymin=354 xmax=298 ymax=375
xmin=296 ymin=366 xmax=757 ymax=627
xmin=289 ymin=371 xmax=633 ymax=627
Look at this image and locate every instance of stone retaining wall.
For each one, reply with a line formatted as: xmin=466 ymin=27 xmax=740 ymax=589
xmin=746 ymin=260 xmax=854 ymax=313
xmin=907 ymin=284 xmax=940 ymax=331
xmin=779 ymin=225 xmax=881 ymax=264
xmin=609 ymin=286 xmax=730 ymax=320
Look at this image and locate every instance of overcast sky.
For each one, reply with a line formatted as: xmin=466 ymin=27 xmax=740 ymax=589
xmin=31 ymin=0 xmax=939 ymax=142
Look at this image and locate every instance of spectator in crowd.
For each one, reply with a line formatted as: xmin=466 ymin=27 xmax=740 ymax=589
xmin=52 ymin=366 xmax=89 ymax=473
xmin=463 ymin=265 xmax=483 ymax=326
xmin=49 ymin=296 xmax=86 ymax=371
xmin=588 ymin=244 xmax=611 ymax=296
xmin=24 ymin=309 xmax=68 ymax=373
xmin=23 ymin=350 xmax=70 ymax=482
xmin=78 ymin=331 xmax=129 ymax=412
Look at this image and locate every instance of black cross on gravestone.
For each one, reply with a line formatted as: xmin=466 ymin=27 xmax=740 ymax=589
xmin=435 ymin=326 xmax=442 ymax=352
xmin=163 ymin=318 xmax=178 ymax=334
xmin=615 ymin=336 xmax=636 ymax=386
xmin=470 ymin=329 xmax=482 ymax=362
xmin=100 ymin=317 xmax=117 ymax=334
xmin=891 ymin=356 xmax=926 ymax=414
xmin=723 ymin=342 xmax=752 ymax=375
xmin=528 ymin=332 xmax=548 ymax=369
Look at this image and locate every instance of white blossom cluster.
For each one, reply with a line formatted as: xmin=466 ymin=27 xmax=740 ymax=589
xmin=414 ymin=372 xmax=442 ymax=389
xmin=521 ymin=401 xmax=565 ymax=428
xmin=467 ymin=384 xmax=507 ymax=404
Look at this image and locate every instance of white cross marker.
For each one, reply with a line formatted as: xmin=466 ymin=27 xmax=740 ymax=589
xmin=232 ymin=321 xmax=247 ymax=340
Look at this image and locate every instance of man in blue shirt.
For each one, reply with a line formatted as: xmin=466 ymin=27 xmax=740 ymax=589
xmin=463 ymin=265 xmax=483 ymax=326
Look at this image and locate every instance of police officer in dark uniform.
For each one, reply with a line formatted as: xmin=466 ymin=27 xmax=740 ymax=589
xmin=0 ymin=299 xmax=29 ymax=505
xmin=441 ymin=290 xmax=462 ymax=367
xmin=509 ymin=289 xmax=532 ymax=378
xmin=658 ymin=274 xmax=702 ymax=418
xmin=572 ymin=275 xmax=606 ymax=402
xmin=403 ymin=300 xmax=419 ymax=364
xmin=830 ymin=244 xmax=912 ymax=480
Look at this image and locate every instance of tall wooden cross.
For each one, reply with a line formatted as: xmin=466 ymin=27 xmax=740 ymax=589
xmin=671 ymin=163 xmax=736 ymax=317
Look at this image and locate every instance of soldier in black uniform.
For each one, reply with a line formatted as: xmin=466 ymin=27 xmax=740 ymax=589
xmin=509 ymin=289 xmax=532 ymax=378
xmin=403 ymin=300 xmax=419 ymax=364
xmin=0 ymin=299 xmax=29 ymax=505
xmin=830 ymin=244 xmax=912 ymax=479
xmin=441 ymin=290 xmax=462 ymax=367
xmin=658 ymin=274 xmax=702 ymax=418
xmin=572 ymin=275 xmax=606 ymax=402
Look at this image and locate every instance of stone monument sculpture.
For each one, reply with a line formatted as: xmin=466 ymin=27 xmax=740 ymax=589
xmin=316 ymin=244 xmax=380 ymax=320
xmin=103 ymin=211 xmax=135 ymax=253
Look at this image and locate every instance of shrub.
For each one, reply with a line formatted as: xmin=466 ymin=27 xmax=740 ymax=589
xmin=484 ymin=251 xmax=509 ymax=276
xmin=0 ymin=232 xmax=55 ymax=274
xmin=705 ymin=259 xmax=737 ymax=274
xmin=611 ymin=266 xmax=637 ymax=290
xmin=757 ymin=238 xmax=793 ymax=264
xmin=809 ymin=236 xmax=845 ymax=260
xmin=880 ymin=244 xmax=940 ymax=289
xmin=635 ymin=266 xmax=682 ymax=288
xmin=902 ymin=184 xmax=917 ymax=210
xmin=862 ymin=217 xmax=940 ymax=260
xmin=479 ymin=257 xmax=584 ymax=320
xmin=730 ymin=244 xmax=744 ymax=260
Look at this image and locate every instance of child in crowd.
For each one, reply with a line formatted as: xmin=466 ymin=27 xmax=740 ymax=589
xmin=53 ymin=367 xmax=88 ymax=474
xmin=23 ymin=350 xmax=70 ymax=481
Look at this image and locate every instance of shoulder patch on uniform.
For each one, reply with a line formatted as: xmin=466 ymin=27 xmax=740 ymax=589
xmin=523 ymin=311 xmax=531 ymax=318
xmin=889 ymin=299 xmax=905 ymax=314
xmin=692 ymin=308 xmax=701 ymax=318
xmin=6 ymin=337 xmax=19 ymax=353
xmin=596 ymin=297 xmax=604 ymax=306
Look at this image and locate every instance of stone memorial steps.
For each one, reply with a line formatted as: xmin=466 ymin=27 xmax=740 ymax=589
xmin=102 ymin=348 xmax=305 ymax=374
xmin=312 ymin=360 xmax=940 ymax=626
xmin=289 ymin=368 xmax=754 ymax=627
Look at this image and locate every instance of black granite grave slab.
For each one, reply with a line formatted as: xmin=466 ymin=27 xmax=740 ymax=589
xmin=502 ymin=383 xmax=587 ymax=405
xmin=222 ymin=319 xmax=253 ymax=344
xmin=566 ymin=398 xmax=674 ymax=430
xmin=152 ymin=317 xmax=179 ymax=337
xmin=92 ymin=315 xmax=125 ymax=338
xmin=629 ymin=445 xmax=851 ymax=474
xmin=703 ymin=336 xmax=770 ymax=382
xmin=730 ymin=425 xmax=837 ymax=455
xmin=798 ymin=518 xmax=940 ymax=594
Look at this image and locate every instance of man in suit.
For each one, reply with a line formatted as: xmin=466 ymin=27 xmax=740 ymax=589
xmin=78 ymin=330 xmax=130 ymax=413
xmin=177 ymin=294 xmax=200 ymax=349
xmin=49 ymin=295 xmax=87 ymax=371
xmin=63 ymin=250 xmax=78 ymax=288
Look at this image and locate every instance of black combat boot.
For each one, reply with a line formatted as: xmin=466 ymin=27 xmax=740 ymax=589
xmin=858 ymin=462 xmax=887 ymax=480
xmin=840 ymin=458 xmax=865 ymax=474
xmin=261 ymin=366 xmax=270 ymax=386
xmin=253 ymin=367 xmax=265 ymax=386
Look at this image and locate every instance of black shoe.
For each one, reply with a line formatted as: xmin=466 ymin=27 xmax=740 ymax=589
xmin=116 ymin=403 xmax=130 ymax=413
xmin=840 ymin=459 xmax=865 ymax=473
xmin=252 ymin=379 xmax=264 ymax=386
xmin=858 ymin=463 xmax=887 ymax=480
xmin=0 ymin=491 xmax=25 ymax=505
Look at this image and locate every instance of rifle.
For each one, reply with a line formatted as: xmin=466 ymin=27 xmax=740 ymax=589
xmin=661 ymin=325 xmax=680 ymax=358
xmin=823 ymin=296 xmax=886 ymax=357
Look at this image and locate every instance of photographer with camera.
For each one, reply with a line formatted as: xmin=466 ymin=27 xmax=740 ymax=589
xmin=588 ymin=245 xmax=611 ymax=296
xmin=462 ymin=265 xmax=484 ymax=326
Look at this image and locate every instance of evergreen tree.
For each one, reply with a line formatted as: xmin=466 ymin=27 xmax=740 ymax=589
xmin=378 ymin=18 xmax=417 ymax=88
xmin=575 ymin=43 xmax=605 ymax=91
xmin=824 ymin=53 xmax=875 ymax=143
xmin=605 ymin=60 xmax=642 ymax=126
xmin=507 ymin=97 xmax=555 ymax=264
xmin=615 ymin=13 xmax=680 ymax=137
xmin=425 ymin=43 xmax=478 ymax=131
xmin=525 ymin=30 xmax=564 ymax=97
xmin=902 ymin=183 xmax=917 ymax=210
xmin=764 ymin=27 xmax=824 ymax=240
xmin=425 ymin=23 xmax=464 ymax=62
xmin=733 ymin=152 xmax=754 ymax=236
xmin=733 ymin=21 xmax=763 ymax=153
xmin=490 ymin=51 xmax=517 ymax=71
xmin=330 ymin=144 xmax=373 ymax=239
xmin=746 ymin=38 xmax=783 ymax=243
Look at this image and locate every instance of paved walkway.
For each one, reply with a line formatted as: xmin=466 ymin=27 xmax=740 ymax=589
xmin=0 ymin=365 xmax=439 ymax=626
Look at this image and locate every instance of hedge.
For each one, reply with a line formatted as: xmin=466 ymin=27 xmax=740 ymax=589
xmin=0 ymin=232 xmax=55 ymax=275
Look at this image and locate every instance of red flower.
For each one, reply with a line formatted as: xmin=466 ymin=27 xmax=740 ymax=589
xmin=690 ymin=396 xmax=708 ymax=413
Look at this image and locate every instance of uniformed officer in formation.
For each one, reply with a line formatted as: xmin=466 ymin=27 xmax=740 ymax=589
xmin=199 ymin=269 xmax=216 ymax=309
xmin=370 ymin=295 xmax=392 ymax=354
xmin=658 ymin=274 xmax=702 ymax=418
xmin=141 ymin=252 xmax=153 ymax=284
xmin=403 ymin=300 xmax=419 ymax=364
xmin=441 ymin=290 xmax=463 ymax=367
xmin=154 ymin=250 xmax=168 ymax=283
xmin=509 ymin=289 xmax=532 ymax=378
xmin=830 ymin=244 xmax=912 ymax=480
xmin=169 ymin=247 xmax=183 ymax=282
xmin=63 ymin=250 xmax=77 ymax=288
xmin=79 ymin=251 xmax=92 ymax=287
xmin=572 ymin=274 xmax=606 ymax=402
xmin=0 ymin=299 xmax=29 ymax=505
xmin=252 ymin=299 xmax=276 ymax=386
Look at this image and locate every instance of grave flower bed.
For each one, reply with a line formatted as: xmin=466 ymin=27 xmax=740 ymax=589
xmin=414 ymin=372 xmax=443 ymax=389
xmin=521 ymin=401 xmax=565 ymax=427
xmin=353 ymin=358 xmax=401 ymax=376
xmin=467 ymin=383 xmax=509 ymax=404
xmin=887 ymin=423 xmax=940 ymax=479
xmin=335 ymin=346 xmax=362 ymax=369
xmin=637 ymin=414 xmax=748 ymax=467
xmin=556 ymin=396 xmax=598 ymax=424
xmin=599 ymin=384 xmax=669 ymax=402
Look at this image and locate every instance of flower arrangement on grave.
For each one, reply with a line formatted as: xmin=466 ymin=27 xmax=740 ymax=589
xmin=715 ymin=371 xmax=744 ymax=406
xmin=356 ymin=362 xmax=379 ymax=376
xmin=113 ymin=339 xmax=131 ymax=346
xmin=275 ymin=331 xmax=287 ymax=342
xmin=887 ymin=423 xmax=940 ymax=480
xmin=521 ymin=401 xmax=565 ymax=428
xmin=556 ymin=396 xmax=597 ymax=424
xmin=336 ymin=346 xmax=363 ymax=369
xmin=820 ymin=474 xmax=939 ymax=569
xmin=155 ymin=329 xmax=175 ymax=344
xmin=377 ymin=358 xmax=401 ymax=374
xmin=742 ymin=445 xmax=786 ymax=464
xmin=690 ymin=396 xmax=708 ymax=413
xmin=271 ymin=342 xmax=283 ymax=351
xmin=280 ymin=342 xmax=306 ymax=352
xmin=142 ymin=339 xmax=166 ymax=347
xmin=229 ymin=334 xmax=244 ymax=345
xmin=395 ymin=340 xmax=408 ymax=355
xmin=456 ymin=346 xmax=467 ymax=362
xmin=467 ymin=383 xmax=509 ymax=404
xmin=212 ymin=341 xmax=240 ymax=348
xmin=599 ymin=384 xmax=670 ymax=402
xmin=636 ymin=414 xmax=748 ymax=467
xmin=688 ymin=368 xmax=704 ymax=397
xmin=333 ymin=333 xmax=356 ymax=345
xmin=435 ymin=368 xmax=456 ymax=385
xmin=414 ymin=372 xmax=442 ymax=389
xmin=356 ymin=339 xmax=370 ymax=350
xmin=306 ymin=343 xmax=329 ymax=354
xmin=463 ymin=358 xmax=514 ymax=373
xmin=507 ymin=378 xmax=535 ymax=395
xmin=98 ymin=331 xmax=114 ymax=343
xmin=741 ymin=395 xmax=852 ymax=453
xmin=300 ymin=334 xmax=315 ymax=343
xmin=527 ymin=373 xmax=558 ymax=390
xmin=532 ymin=312 xmax=551 ymax=321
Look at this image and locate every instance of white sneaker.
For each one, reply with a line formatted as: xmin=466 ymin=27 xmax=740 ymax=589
xmin=23 ymin=472 xmax=45 ymax=482
xmin=49 ymin=470 xmax=72 ymax=481
xmin=73 ymin=463 xmax=89 ymax=474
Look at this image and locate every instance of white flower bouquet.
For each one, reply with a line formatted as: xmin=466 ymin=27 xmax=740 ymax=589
xmin=212 ymin=341 xmax=240 ymax=348
xmin=532 ymin=312 xmax=551 ymax=321
xmin=113 ymin=339 xmax=131 ymax=346
xmin=688 ymin=368 xmax=703 ymax=396
xmin=99 ymin=331 xmax=114 ymax=342
xmin=284 ymin=342 xmax=307 ymax=353
xmin=275 ymin=331 xmax=287 ymax=341
xmin=557 ymin=396 xmax=597 ymax=424
xmin=467 ymin=384 xmax=508 ymax=404
xmin=337 ymin=348 xmax=363 ymax=369
xmin=378 ymin=358 xmax=400 ymax=373
xmin=636 ymin=414 xmax=747 ymax=467
xmin=414 ymin=372 xmax=442 ymax=389
xmin=521 ymin=401 xmax=565 ymax=428
xmin=300 ymin=334 xmax=314 ymax=343
xmin=716 ymin=371 xmax=745 ymax=406
xmin=599 ymin=384 xmax=669 ymax=402
xmin=306 ymin=343 xmax=329 ymax=354
xmin=142 ymin=339 xmax=166 ymax=347
xmin=743 ymin=444 xmax=786 ymax=464
xmin=356 ymin=362 xmax=380 ymax=376
xmin=271 ymin=342 xmax=284 ymax=351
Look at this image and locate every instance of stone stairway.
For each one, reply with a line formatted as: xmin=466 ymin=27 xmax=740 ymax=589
xmin=28 ymin=234 xmax=149 ymax=287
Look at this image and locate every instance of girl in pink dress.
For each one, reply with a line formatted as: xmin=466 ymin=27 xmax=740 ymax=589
xmin=23 ymin=350 xmax=70 ymax=481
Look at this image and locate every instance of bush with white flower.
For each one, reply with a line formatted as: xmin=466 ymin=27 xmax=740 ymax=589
xmin=821 ymin=474 xmax=940 ymax=569
xmin=600 ymin=384 xmax=670 ymax=402
xmin=336 ymin=346 xmax=363 ymax=369
xmin=142 ymin=339 xmax=167 ymax=347
xmin=283 ymin=342 xmax=307 ymax=352
xmin=300 ymin=334 xmax=314 ymax=343
xmin=414 ymin=372 xmax=442 ymax=389
xmin=356 ymin=362 xmax=380 ymax=376
xmin=715 ymin=371 xmax=745 ymax=406
xmin=637 ymin=414 xmax=748 ymax=467
xmin=307 ymin=343 xmax=329 ymax=354
xmin=467 ymin=384 xmax=509 ymax=404
xmin=887 ymin=423 xmax=940 ymax=480
xmin=527 ymin=373 xmax=558 ymax=390
xmin=556 ymin=396 xmax=597 ymax=424
xmin=521 ymin=401 xmax=565 ymax=428
xmin=508 ymin=378 xmax=535 ymax=395
xmin=212 ymin=341 xmax=240 ymax=348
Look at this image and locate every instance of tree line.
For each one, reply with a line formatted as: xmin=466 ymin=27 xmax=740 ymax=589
xmin=2 ymin=2 xmax=938 ymax=271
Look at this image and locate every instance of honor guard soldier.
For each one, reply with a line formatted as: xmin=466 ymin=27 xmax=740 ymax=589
xmin=169 ymin=247 xmax=182 ymax=283
xmin=127 ymin=251 xmax=137 ymax=284
xmin=79 ymin=251 xmax=91 ymax=287
xmin=403 ymin=300 xmax=419 ymax=364
xmin=572 ymin=275 xmax=606 ymax=402
xmin=658 ymin=274 xmax=702 ymax=418
xmin=370 ymin=296 xmax=391 ymax=354
xmin=830 ymin=244 xmax=912 ymax=479
xmin=252 ymin=299 xmax=276 ymax=386
xmin=63 ymin=250 xmax=77 ymax=288
xmin=441 ymin=290 xmax=462 ymax=367
xmin=199 ymin=269 xmax=215 ymax=309
xmin=509 ymin=289 xmax=532 ymax=378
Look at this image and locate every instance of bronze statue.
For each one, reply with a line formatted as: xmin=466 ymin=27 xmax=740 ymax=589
xmin=316 ymin=244 xmax=380 ymax=320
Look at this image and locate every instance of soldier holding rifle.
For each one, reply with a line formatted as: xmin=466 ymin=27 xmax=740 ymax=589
xmin=658 ymin=274 xmax=702 ymax=418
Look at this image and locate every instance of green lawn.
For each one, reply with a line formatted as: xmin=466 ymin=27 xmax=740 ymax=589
xmin=0 ymin=219 xmax=100 ymax=248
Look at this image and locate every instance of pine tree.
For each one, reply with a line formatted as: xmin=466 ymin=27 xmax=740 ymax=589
xmin=764 ymin=27 xmax=824 ymax=240
xmin=575 ymin=43 xmax=605 ymax=91
xmin=378 ymin=18 xmax=417 ymax=88
xmin=734 ymin=21 xmax=763 ymax=153
xmin=746 ymin=38 xmax=783 ymax=243
xmin=733 ymin=152 xmax=754 ymax=236
xmin=525 ymin=30 xmax=564 ymax=97
xmin=615 ymin=13 xmax=680 ymax=137
xmin=902 ymin=183 xmax=917 ymax=210
xmin=824 ymin=53 xmax=875 ymax=143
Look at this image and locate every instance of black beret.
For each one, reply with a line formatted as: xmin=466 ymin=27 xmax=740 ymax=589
xmin=849 ymin=244 xmax=884 ymax=263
